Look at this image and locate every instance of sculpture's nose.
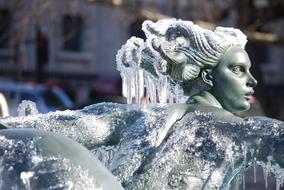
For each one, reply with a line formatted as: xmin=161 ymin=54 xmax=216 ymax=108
xmin=247 ymin=73 xmax=257 ymax=88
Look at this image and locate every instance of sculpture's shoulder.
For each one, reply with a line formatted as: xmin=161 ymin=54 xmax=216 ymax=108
xmin=169 ymin=103 xmax=243 ymax=123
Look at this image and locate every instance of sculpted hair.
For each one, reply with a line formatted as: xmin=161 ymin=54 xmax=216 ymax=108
xmin=142 ymin=19 xmax=248 ymax=82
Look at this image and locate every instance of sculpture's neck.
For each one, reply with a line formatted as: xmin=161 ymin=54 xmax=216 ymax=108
xmin=187 ymin=91 xmax=223 ymax=109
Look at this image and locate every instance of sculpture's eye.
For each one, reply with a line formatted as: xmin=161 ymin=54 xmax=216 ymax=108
xmin=231 ymin=66 xmax=243 ymax=75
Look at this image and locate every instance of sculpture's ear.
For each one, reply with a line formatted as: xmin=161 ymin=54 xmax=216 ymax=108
xmin=201 ymin=69 xmax=213 ymax=87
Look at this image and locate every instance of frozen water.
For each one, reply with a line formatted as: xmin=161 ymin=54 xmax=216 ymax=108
xmin=1 ymin=103 xmax=284 ymax=189
xmin=116 ymin=35 xmax=186 ymax=104
xmin=17 ymin=100 xmax=39 ymax=116
xmin=0 ymin=136 xmax=101 ymax=190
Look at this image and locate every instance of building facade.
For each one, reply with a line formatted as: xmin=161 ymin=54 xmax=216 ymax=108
xmin=0 ymin=0 xmax=133 ymax=86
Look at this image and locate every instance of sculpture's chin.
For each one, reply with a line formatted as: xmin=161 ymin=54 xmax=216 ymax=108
xmin=241 ymin=100 xmax=251 ymax=111
xmin=226 ymin=101 xmax=251 ymax=113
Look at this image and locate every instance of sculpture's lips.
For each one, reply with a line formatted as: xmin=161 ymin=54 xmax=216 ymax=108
xmin=245 ymin=91 xmax=254 ymax=101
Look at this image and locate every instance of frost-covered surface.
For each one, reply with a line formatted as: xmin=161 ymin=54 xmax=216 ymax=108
xmin=0 ymin=136 xmax=101 ymax=190
xmin=0 ymin=103 xmax=284 ymax=189
xmin=0 ymin=103 xmax=145 ymax=149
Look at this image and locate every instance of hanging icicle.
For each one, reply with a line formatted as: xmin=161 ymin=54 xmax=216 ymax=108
xmin=116 ymin=23 xmax=186 ymax=105
xmin=262 ymin=166 xmax=269 ymax=189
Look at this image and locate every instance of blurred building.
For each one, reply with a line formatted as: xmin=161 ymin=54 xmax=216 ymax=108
xmin=0 ymin=0 xmax=132 ymax=102
xmin=0 ymin=0 xmax=284 ymax=117
xmin=0 ymin=0 xmax=239 ymax=84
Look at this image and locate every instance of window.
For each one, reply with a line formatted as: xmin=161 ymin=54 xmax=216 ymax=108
xmin=0 ymin=9 xmax=11 ymax=48
xmin=62 ymin=15 xmax=83 ymax=52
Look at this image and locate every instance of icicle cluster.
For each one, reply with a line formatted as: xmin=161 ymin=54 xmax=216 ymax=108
xmin=116 ymin=37 xmax=146 ymax=104
xmin=116 ymin=36 xmax=184 ymax=104
xmin=258 ymin=156 xmax=284 ymax=190
xmin=233 ymin=147 xmax=284 ymax=190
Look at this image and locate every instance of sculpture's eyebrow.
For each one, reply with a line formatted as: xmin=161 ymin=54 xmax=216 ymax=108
xmin=230 ymin=56 xmax=251 ymax=68
xmin=228 ymin=60 xmax=251 ymax=72
xmin=236 ymin=59 xmax=251 ymax=68
xmin=228 ymin=61 xmax=245 ymax=67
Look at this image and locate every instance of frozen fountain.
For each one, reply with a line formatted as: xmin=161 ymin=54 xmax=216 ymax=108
xmin=0 ymin=19 xmax=284 ymax=190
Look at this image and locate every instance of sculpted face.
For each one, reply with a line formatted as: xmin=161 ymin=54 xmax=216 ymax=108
xmin=210 ymin=46 xmax=257 ymax=113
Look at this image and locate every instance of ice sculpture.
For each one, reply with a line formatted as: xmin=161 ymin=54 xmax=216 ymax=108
xmin=0 ymin=19 xmax=283 ymax=190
